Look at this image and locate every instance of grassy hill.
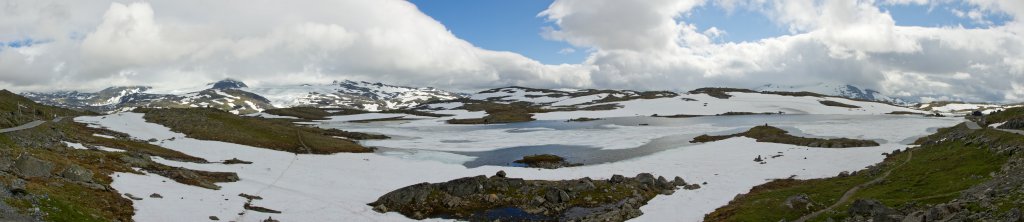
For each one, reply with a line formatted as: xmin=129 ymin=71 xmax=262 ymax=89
xmin=137 ymin=108 xmax=375 ymax=154
xmin=705 ymin=123 xmax=1024 ymax=221
xmin=0 ymin=90 xmax=84 ymax=128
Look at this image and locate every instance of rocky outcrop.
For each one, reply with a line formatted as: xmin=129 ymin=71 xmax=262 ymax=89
xmin=369 ymin=172 xmax=693 ymax=221
xmin=513 ymin=154 xmax=582 ymax=169
xmin=59 ymin=164 xmax=94 ymax=183
xmin=998 ymin=118 xmax=1024 ymax=130
xmin=690 ymin=125 xmax=880 ymax=148
xmin=783 ymin=194 xmax=815 ymax=210
xmin=13 ymin=155 xmax=53 ymax=178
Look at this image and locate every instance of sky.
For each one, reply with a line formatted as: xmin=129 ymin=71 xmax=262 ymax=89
xmin=0 ymin=0 xmax=1023 ymax=103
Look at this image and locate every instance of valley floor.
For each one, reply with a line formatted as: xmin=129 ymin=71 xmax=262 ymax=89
xmin=75 ymin=112 xmax=962 ymax=221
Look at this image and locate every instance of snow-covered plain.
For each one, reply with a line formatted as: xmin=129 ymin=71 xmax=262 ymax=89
xmin=74 ymin=106 xmax=962 ymax=222
xmin=531 ymin=92 xmax=920 ymax=120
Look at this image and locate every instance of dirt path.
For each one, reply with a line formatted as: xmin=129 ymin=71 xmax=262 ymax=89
xmin=965 ymin=121 xmax=982 ymax=130
xmin=996 ymin=128 xmax=1024 ymax=135
xmin=0 ymin=117 xmax=62 ymax=134
xmin=0 ymin=120 xmax=45 ymax=133
xmin=795 ymin=150 xmax=914 ymax=222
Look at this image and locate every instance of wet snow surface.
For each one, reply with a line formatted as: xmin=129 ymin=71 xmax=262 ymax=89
xmin=77 ymin=111 xmax=960 ymax=222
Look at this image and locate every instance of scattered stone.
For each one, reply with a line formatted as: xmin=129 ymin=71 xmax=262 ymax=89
xmin=60 ymin=164 xmax=94 ymax=183
xmin=244 ymin=203 xmax=282 ymax=214
xmin=7 ymin=178 xmax=27 ymax=195
xmin=783 ymin=194 xmax=814 ymax=210
xmin=150 ymin=193 xmax=163 ymax=198
xmin=754 ymin=155 xmax=763 ymax=162
xmin=125 ymin=193 xmax=143 ymax=201
xmin=848 ymin=199 xmax=900 ymax=221
xmin=683 ymin=184 xmax=702 ymax=190
xmin=672 ymin=176 xmax=687 ymax=186
xmin=837 ymin=171 xmax=851 ymax=177
xmin=610 ymin=174 xmax=626 ymax=183
xmin=222 ymin=158 xmax=253 ymax=164
xmin=209 ymin=216 xmax=219 ymax=221
xmin=262 ymin=217 xmax=280 ymax=222
xmin=239 ymin=193 xmax=263 ymax=200
xmin=13 ymin=155 xmax=54 ymax=178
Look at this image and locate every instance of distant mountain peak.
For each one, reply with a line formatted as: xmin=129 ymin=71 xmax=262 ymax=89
xmin=209 ymin=79 xmax=248 ymax=89
xmin=757 ymin=82 xmax=911 ymax=105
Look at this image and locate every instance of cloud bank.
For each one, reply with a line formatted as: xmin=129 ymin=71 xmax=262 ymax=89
xmin=0 ymin=0 xmax=1022 ymax=102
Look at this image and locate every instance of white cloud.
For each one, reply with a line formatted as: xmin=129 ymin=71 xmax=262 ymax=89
xmin=536 ymin=0 xmax=1024 ymax=102
xmin=0 ymin=1 xmax=592 ymax=92
xmin=0 ymin=0 xmax=1023 ymax=103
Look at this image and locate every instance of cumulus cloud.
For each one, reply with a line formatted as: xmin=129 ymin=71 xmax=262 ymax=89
xmin=538 ymin=0 xmax=1024 ymax=102
xmin=0 ymin=0 xmax=1022 ymax=103
xmin=0 ymin=0 xmax=592 ymax=92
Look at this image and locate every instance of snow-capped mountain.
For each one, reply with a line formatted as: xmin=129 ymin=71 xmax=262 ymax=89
xmin=22 ymin=79 xmax=464 ymax=114
xmin=465 ymin=86 xmax=677 ymax=107
xmin=22 ymin=86 xmax=155 ymax=111
xmin=757 ymin=83 xmax=910 ymax=105
xmin=245 ymin=80 xmax=464 ymax=111
xmin=23 ymin=80 xmax=275 ymax=114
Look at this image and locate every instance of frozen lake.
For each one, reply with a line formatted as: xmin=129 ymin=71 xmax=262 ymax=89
xmin=325 ymin=114 xmax=950 ymax=168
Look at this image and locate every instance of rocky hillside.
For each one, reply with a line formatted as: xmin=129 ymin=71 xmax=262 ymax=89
xmin=245 ymin=80 xmax=464 ymax=111
xmin=23 ymin=79 xmax=463 ymax=114
xmin=418 ymin=86 xmax=923 ymax=123
xmin=0 ymin=91 xmax=239 ymax=221
xmin=22 ymin=80 xmax=275 ymax=115
xmin=0 ymin=90 xmax=83 ymax=128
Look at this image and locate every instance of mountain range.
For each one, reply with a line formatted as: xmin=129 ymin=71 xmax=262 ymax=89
xmin=20 ymin=80 xmax=915 ymax=114
xmin=757 ymin=83 xmax=910 ymax=105
xmin=22 ymin=79 xmax=463 ymax=114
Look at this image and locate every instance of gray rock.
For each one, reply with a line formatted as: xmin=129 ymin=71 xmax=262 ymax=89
xmin=848 ymin=199 xmax=899 ymax=222
xmin=683 ymin=184 xmax=701 ymax=190
xmin=1004 ymin=208 xmax=1022 ymax=222
xmin=572 ymin=180 xmax=596 ymax=191
xmin=494 ymin=170 xmax=506 ymax=178
xmin=636 ymin=173 xmax=655 ymax=186
xmin=60 ymin=164 xmax=94 ymax=183
xmin=673 ymin=176 xmax=687 ymax=186
xmin=6 ymin=178 xmax=26 ymax=195
xmin=0 ymin=156 xmax=14 ymax=172
xmin=838 ymin=171 xmax=851 ymax=177
xmin=209 ymin=216 xmax=219 ymax=220
xmin=13 ymin=155 xmax=53 ymax=178
xmin=783 ymin=194 xmax=814 ymax=210
xmin=125 ymin=193 xmax=143 ymax=201
xmin=903 ymin=210 xmax=925 ymax=222
xmin=610 ymin=174 xmax=625 ymax=183
xmin=544 ymin=188 xmax=568 ymax=203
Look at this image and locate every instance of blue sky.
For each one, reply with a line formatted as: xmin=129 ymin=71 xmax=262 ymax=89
xmin=410 ymin=0 xmax=587 ymax=64
xmin=411 ymin=0 xmax=1011 ymax=64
